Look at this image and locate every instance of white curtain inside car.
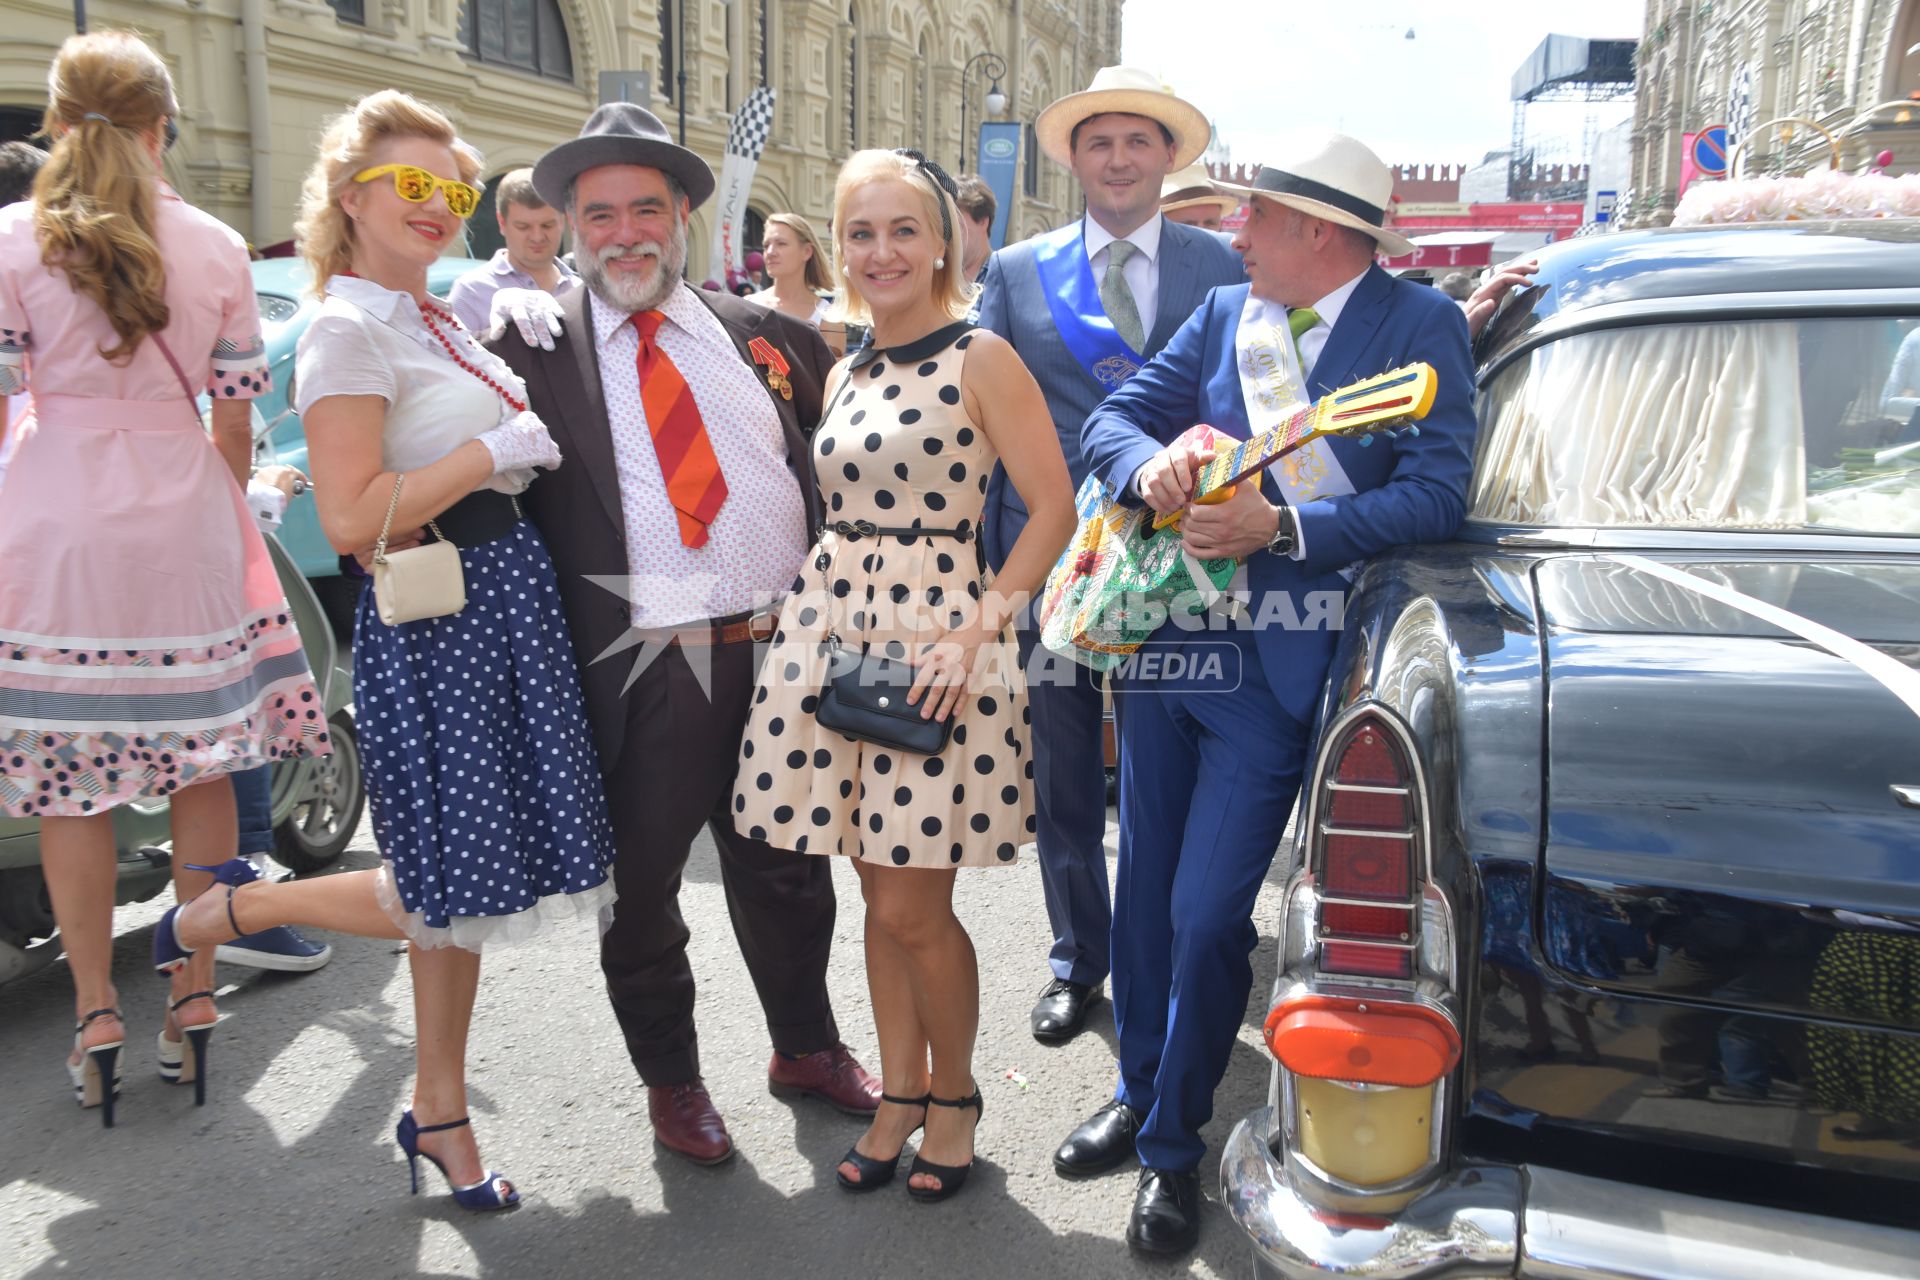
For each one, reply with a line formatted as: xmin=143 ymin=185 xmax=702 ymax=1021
xmin=1471 ymin=322 xmax=1808 ymax=527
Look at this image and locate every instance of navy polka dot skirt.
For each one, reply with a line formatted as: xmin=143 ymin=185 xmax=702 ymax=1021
xmin=353 ymin=520 xmax=615 ymax=950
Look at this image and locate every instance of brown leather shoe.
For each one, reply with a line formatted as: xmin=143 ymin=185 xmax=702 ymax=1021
xmin=648 ymin=1081 xmax=734 ymax=1166
xmin=766 ymin=1043 xmax=882 ymax=1116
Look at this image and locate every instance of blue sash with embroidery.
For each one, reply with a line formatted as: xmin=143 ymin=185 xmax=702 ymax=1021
xmin=1033 ymin=223 xmax=1144 ymax=392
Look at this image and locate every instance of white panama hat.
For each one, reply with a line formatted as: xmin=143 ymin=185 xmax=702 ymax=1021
xmin=1159 ymin=161 xmax=1240 ymax=218
xmin=1034 ymin=66 xmax=1210 ymax=170
xmin=1214 ymin=129 xmax=1414 ymax=258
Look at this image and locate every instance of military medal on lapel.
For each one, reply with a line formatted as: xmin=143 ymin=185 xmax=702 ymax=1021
xmin=747 ymin=336 xmax=794 ymax=401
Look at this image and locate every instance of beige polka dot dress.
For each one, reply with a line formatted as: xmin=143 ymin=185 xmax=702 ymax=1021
xmin=735 ymin=323 xmax=1035 ymax=868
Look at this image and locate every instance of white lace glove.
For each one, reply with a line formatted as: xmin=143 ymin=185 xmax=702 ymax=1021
xmin=478 ymin=408 xmax=563 ymax=475
xmin=488 ymin=287 xmax=566 ymax=351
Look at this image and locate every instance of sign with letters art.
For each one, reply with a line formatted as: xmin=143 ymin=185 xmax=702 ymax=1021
xmin=707 ymin=86 xmax=777 ymax=288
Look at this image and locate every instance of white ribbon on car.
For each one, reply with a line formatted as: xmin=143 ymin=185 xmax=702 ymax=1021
xmin=1607 ymin=554 xmax=1920 ymax=722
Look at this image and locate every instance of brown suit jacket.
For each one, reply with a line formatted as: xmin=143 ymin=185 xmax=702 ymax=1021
xmin=488 ymin=285 xmax=834 ymax=773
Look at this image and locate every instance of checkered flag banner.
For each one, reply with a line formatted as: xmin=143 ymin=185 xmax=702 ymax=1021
xmin=707 ymin=86 xmax=778 ymax=288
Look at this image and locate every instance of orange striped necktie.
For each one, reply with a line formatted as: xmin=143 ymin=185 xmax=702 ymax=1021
xmin=631 ymin=309 xmax=728 ymax=548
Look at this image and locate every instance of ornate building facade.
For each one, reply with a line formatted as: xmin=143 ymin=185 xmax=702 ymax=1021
xmin=0 ymin=0 xmax=1121 ymax=267
xmin=1628 ymin=0 xmax=1920 ymax=226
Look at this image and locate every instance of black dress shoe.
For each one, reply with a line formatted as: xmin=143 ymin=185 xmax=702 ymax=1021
xmin=1127 ymin=1167 xmax=1202 ymax=1256
xmin=1053 ymin=1099 xmax=1142 ymax=1178
xmin=1030 ymin=978 xmax=1101 ymax=1044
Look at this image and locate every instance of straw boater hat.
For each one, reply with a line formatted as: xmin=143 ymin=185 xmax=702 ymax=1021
xmin=531 ymin=102 xmax=717 ymax=211
xmin=1215 ymin=129 xmax=1414 ymax=258
xmin=1034 ymin=66 xmax=1210 ymax=170
xmin=1159 ymin=161 xmax=1240 ymax=219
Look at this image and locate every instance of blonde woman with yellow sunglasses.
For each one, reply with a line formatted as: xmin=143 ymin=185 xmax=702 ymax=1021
xmin=158 ymin=89 xmax=617 ymax=1209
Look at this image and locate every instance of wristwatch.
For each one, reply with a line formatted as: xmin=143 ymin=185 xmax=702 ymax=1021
xmin=1265 ymin=504 xmax=1297 ymax=557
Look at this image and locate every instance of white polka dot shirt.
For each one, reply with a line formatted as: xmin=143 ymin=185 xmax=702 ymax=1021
xmin=589 ymin=286 xmax=809 ymax=629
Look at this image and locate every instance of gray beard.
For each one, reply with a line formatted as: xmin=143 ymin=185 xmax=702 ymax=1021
xmin=579 ymin=220 xmax=688 ymax=314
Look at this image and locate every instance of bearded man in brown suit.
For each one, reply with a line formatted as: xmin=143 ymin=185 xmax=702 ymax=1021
xmin=487 ymin=103 xmax=879 ymax=1165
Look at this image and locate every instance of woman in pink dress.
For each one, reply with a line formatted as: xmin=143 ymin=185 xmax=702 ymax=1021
xmin=0 ymin=32 xmax=327 ymax=1127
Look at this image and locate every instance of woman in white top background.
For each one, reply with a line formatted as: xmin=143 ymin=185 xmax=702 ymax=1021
xmin=747 ymin=212 xmax=834 ymax=328
xmin=154 ymin=90 xmax=615 ymax=1210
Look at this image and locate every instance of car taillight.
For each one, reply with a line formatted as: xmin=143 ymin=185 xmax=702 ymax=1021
xmin=1270 ymin=703 xmax=1458 ymax=1201
xmin=1312 ymin=712 xmax=1418 ymax=980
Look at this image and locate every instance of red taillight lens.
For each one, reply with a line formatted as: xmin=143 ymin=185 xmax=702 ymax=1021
xmin=1321 ymin=834 xmax=1411 ymax=900
xmin=1334 ymin=727 xmax=1402 ymax=784
xmin=1321 ymin=902 xmax=1412 ymax=941
xmin=1320 ymin=941 xmax=1413 ymax=978
xmin=1328 ymin=787 xmax=1408 ymax=829
xmin=1312 ymin=710 xmax=1422 ymax=981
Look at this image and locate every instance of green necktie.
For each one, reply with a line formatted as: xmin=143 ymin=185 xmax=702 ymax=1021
xmin=1100 ymin=239 xmax=1145 ymax=352
xmin=1288 ymin=306 xmax=1320 ymax=369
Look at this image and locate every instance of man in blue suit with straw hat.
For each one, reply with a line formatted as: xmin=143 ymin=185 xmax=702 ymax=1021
xmin=1062 ymin=128 xmax=1478 ymax=1256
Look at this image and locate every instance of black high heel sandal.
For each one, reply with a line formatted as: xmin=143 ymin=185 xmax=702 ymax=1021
xmin=834 ymin=1092 xmax=931 ymax=1192
xmin=906 ymin=1087 xmax=983 ymax=1203
xmin=67 ymin=1008 xmax=124 ymax=1129
xmin=158 ymin=990 xmax=219 ymax=1106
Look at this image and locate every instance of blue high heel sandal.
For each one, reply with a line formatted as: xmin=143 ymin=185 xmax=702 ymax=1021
xmin=396 ymin=1111 xmax=520 ymax=1211
xmin=152 ymin=859 xmax=260 ymax=975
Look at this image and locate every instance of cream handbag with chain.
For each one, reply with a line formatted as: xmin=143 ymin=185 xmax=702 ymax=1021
xmin=371 ymin=474 xmax=466 ymax=625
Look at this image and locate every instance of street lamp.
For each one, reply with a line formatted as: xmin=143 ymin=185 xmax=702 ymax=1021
xmin=959 ymin=51 xmax=1008 ymax=172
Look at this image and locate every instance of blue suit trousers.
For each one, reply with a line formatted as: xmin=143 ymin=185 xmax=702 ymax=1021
xmin=1017 ymin=623 xmax=1112 ymax=986
xmin=1110 ymin=625 xmax=1308 ymax=1172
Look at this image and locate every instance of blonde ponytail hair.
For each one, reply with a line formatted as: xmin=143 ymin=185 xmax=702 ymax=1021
xmin=33 ymin=30 xmax=178 ymax=364
xmin=295 ymin=90 xmax=482 ymax=296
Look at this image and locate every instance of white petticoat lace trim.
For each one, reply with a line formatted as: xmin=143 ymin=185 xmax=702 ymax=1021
xmin=374 ymin=860 xmax=616 ymax=951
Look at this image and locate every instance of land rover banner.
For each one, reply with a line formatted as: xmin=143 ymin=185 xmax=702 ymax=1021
xmin=978 ymin=121 xmax=1021 ymax=249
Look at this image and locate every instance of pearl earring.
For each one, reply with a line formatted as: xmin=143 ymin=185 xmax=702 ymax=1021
xmin=934 ymin=256 xmax=945 ymax=269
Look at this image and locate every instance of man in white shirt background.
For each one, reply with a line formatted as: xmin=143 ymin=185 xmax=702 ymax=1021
xmin=446 ymin=166 xmax=579 ymax=334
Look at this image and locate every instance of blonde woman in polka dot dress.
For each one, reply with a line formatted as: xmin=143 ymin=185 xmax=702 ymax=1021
xmin=737 ymin=149 xmax=1073 ymax=1202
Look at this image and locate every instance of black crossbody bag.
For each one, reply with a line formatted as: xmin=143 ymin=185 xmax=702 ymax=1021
xmin=813 ymin=519 xmax=976 ymax=756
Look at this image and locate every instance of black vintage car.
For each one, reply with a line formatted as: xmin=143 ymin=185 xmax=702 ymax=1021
xmin=1219 ymin=222 xmax=1920 ymax=1279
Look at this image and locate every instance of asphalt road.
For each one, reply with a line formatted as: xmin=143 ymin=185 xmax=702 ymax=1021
xmin=0 ymin=810 xmax=1291 ymax=1280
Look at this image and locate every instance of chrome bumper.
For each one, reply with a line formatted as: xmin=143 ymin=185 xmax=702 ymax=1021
xmin=1220 ymin=1106 xmax=1920 ymax=1280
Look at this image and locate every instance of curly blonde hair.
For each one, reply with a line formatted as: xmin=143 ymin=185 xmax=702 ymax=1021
xmin=294 ymin=90 xmax=482 ymax=296
xmin=33 ymin=31 xmax=178 ymax=364
xmin=828 ymin=150 xmax=973 ymax=326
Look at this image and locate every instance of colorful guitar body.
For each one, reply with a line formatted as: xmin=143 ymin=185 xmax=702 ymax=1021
xmin=1037 ymin=363 xmax=1439 ymax=671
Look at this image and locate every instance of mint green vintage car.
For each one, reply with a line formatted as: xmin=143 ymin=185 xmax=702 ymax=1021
xmin=0 ymin=532 xmax=362 ymax=984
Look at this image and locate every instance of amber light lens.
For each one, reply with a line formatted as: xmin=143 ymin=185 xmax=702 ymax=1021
xmin=1295 ymin=1077 xmax=1436 ymax=1188
xmin=1265 ymin=996 xmax=1462 ymax=1086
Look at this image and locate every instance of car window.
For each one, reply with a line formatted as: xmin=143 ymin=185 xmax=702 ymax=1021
xmin=1471 ymin=317 xmax=1920 ymax=536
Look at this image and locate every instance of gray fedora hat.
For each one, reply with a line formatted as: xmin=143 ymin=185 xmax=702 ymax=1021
xmin=532 ymin=102 xmax=716 ymax=211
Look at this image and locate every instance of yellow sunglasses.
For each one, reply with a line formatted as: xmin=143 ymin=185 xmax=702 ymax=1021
xmin=351 ymin=164 xmax=481 ymax=219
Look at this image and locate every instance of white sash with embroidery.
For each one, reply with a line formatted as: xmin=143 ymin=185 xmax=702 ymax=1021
xmin=1229 ymin=294 xmax=1362 ymax=587
xmin=1234 ymin=293 xmax=1356 ymax=507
